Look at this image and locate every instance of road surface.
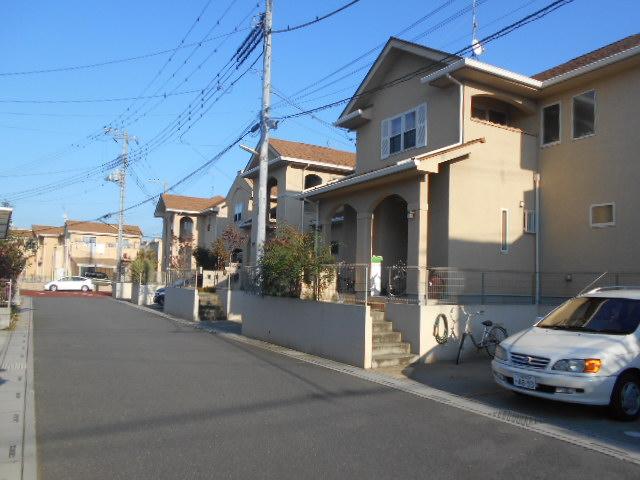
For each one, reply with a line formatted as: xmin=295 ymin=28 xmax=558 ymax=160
xmin=32 ymin=296 xmax=640 ymax=479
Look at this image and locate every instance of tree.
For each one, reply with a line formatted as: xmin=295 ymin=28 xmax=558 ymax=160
xmin=221 ymin=225 xmax=246 ymax=263
xmin=130 ymin=248 xmax=158 ymax=284
xmin=0 ymin=234 xmax=37 ymax=284
xmin=192 ymin=246 xmax=218 ymax=270
xmin=258 ymin=225 xmax=334 ymax=299
xmin=169 ymin=235 xmax=194 ymax=270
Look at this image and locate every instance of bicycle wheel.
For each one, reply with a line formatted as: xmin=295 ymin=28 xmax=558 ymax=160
xmin=484 ymin=325 xmax=508 ymax=358
xmin=456 ymin=333 xmax=467 ymax=365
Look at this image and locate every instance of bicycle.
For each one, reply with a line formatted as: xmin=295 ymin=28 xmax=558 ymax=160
xmin=455 ymin=306 xmax=507 ymax=364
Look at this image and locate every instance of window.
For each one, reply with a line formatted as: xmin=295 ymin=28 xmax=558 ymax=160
xmin=590 ymin=203 xmax=615 ymax=228
xmin=234 ymin=203 xmax=243 ymax=222
xmin=83 ymin=236 xmax=96 ymax=244
xmin=573 ymin=90 xmax=596 ymax=139
xmin=471 ymin=102 xmax=508 ymax=125
xmin=381 ymin=104 xmax=427 ymax=159
xmin=500 ymin=209 xmax=509 ymax=253
xmin=304 ymin=174 xmax=322 ymax=189
xmin=179 ymin=217 xmax=194 ymax=239
xmin=523 ymin=210 xmax=536 ymax=234
xmin=541 ymin=103 xmax=560 ymax=145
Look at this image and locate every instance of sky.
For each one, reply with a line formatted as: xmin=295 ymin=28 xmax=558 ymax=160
xmin=1 ymin=0 xmax=638 ymax=238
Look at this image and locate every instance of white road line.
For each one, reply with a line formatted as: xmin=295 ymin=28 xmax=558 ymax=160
xmin=117 ymin=299 xmax=640 ymax=465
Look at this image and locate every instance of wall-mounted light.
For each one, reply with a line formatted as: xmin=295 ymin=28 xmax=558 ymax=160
xmin=565 ymin=274 xmax=573 ymax=282
xmin=407 ymin=210 xmax=415 ymax=219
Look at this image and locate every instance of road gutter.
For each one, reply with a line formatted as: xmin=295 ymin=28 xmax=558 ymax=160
xmin=119 ymin=299 xmax=640 ymax=466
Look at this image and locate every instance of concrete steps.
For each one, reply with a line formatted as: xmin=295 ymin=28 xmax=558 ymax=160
xmin=370 ymin=310 xmax=416 ymax=369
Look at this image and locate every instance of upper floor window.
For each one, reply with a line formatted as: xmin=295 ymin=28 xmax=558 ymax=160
xmin=82 ymin=236 xmax=96 ymax=244
xmin=541 ymin=103 xmax=560 ymax=146
xmin=304 ymin=174 xmax=322 ymax=189
xmin=573 ymin=90 xmax=596 ymax=139
xmin=234 ymin=203 xmax=243 ymax=222
xmin=472 ymin=106 xmax=507 ymax=125
xmin=500 ymin=209 xmax=509 ymax=253
xmin=179 ymin=217 xmax=193 ymax=239
xmin=381 ymin=103 xmax=427 ymax=159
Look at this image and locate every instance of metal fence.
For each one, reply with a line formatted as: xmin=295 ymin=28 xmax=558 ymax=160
xmin=165 ymin=269 xmax=198 ymax=288
xmin=0 ymin=279 xmax=12 ymax=308
xmin=235 ymin=265 xmax=640 ymax=306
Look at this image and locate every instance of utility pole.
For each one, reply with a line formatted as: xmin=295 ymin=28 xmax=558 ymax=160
xmin=255 ymin=0 xmax=273 ymax=266
xmin=105 ymin=128 xmax=138 ymax=280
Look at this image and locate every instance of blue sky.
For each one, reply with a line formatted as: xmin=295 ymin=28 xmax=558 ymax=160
xmin=1 ymin=0 xmax=638 ymax=237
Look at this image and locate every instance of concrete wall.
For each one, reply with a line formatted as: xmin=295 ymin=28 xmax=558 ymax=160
xmin=387 ymin=303 xmax=553 ymax=364
xmin=0 ymin=307 xmax=10 ymax=329
xmin=232 ymin=291 xmax=372 ymax=368
xmin=130 ymin=283 xmax=160 ymax=306
xmin=164 ymin=287 xmax=199 ymax=322
xmin=112 ymin=282 xmax=132 ymax=300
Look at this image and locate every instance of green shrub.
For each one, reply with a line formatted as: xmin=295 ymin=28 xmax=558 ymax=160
xmin=258 ymin=225 xmax=334 ymax=299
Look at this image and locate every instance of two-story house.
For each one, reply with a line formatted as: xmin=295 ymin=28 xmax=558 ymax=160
xmin=300 ymin=34 xmax=640 ymax=299
xmin=154 ymin=193 xmax=226 ymax=270
xmin=22 ymin=221 xmax=143 ymax=280
xmin=241 ymin=137 xmax=356 ymax=264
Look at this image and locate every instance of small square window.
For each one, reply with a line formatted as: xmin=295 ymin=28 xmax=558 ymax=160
xmin=573 ymin=90 xmax=596 ymax=139
xmin=590 ymin=203 xmax=615 ymax=228
xmin=500 ymin=209 xmax=509 ymax=253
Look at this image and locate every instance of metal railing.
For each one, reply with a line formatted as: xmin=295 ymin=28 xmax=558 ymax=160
xmin=0 ymin=279 xmax=12 ymax=309
xmin=233 ymin=264 xmax=640 ymax=306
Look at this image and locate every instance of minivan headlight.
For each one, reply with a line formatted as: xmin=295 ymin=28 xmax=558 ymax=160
xmin=552 ymin=358 xmax=601 ymax=373
xmin=494 ymin=344 xmax=508 ymax=362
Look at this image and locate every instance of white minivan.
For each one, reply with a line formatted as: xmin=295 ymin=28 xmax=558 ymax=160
xmin=492 ymin=287 xmax=640 ymax=420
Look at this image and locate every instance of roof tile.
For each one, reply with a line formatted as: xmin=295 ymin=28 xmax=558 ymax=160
xmin=248 ymin=138 xmax=356 ymax=170
xmin=161 ymin=193 xmax=225 ymax=213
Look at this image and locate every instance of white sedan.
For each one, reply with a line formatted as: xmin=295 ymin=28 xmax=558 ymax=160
xmin=492 ymin=287 xmax=640 ymax=420
xmin=44 ymin=276 xmax=94 ymax=292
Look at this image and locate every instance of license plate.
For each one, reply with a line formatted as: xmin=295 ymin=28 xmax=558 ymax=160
xmin=513 ymin=374 xmax=537 ymax=390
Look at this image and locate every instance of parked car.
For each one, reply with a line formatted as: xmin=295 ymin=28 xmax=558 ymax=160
xmin=83 ymin=271 xmax=109 ymax=280
xmin=44 ymin=276 xmax=94 ymax=292
xmin=153 ymin=287 xmax=165 ymax=306
xmin=492 ymin=287 xmax=640 ymax=420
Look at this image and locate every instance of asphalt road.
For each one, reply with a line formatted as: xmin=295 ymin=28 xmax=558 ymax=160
xmin=33 ymin=296 xmax=640 ymax=479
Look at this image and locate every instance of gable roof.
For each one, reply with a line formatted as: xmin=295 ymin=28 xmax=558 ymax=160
xmin=338 ymin=37 xmax=460 ymax=120
xmin=32 ymin=225 xmax=64 ymax=236
xmin=532 ymin=33 xmax=640 ymax=81
xmin=66 ymin=221 xmax=143 ymax=237
xmin=246 ymin=138 xmax=356 ymax=171
xmin=159 ymin=193 xmax=225 ymax=213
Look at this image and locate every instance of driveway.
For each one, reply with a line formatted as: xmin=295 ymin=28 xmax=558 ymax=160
xmin=32 ymin=296 xmax=640 ymax=479
xmin=405 ymin=357 xmax=640 ymax=456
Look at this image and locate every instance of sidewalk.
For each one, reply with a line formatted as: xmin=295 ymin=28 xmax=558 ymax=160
xmin=0 ymin=297 xmax=36 ymax=480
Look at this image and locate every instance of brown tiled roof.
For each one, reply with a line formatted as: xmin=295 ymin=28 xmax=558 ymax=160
xmin=161 ymin=193 xmax=225 ymax=213
xmin=9 ymin=228 xmax=33 ymax=238
xmin=532 ymin=33 xmax=640 ymax=81
xmin=66 ymin=221 xmax=143 ymax=237
xmin=32 ymin=225 xmax=64 ymax=236
xmin=248 ymin=138 xmax=356 ymax=170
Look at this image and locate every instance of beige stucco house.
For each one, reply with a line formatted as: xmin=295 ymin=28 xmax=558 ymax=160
xmin=21 ymin=221 xmax=143 ymax=280
xmin=154 ymin=193 xmax=226 ymax=270
xmin=298 ymin=34 xmax=640 ymax=299
xmin=240 ymin=137 xmax=356 ymax=264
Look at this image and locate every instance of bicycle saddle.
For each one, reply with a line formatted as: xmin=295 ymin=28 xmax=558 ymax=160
xmin=481 ymin=320 xmax=493 ymax=327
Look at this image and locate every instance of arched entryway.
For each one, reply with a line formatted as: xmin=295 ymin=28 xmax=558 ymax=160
xmin=328 ymin=203 xmax=357 ymax=293
xmin=372 ymin=195 xmax=408 ymax=293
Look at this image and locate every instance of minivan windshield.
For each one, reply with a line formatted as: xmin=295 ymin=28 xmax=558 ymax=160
xmin=538 ymin=297 xmax=640 ymax=334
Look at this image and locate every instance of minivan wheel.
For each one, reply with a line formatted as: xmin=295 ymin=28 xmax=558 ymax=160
xmin=610 ymin=372 xmax=640 ymax=421
xmin=49 ymin=285 xmax=58 ymax=292
xmin=81 ymin=285 xmax=89 ymax=292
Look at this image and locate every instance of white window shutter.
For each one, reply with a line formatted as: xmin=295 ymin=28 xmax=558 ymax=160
xmin=416 ymin=103 xmax=427 ymax=147
xmin=380 ymin=119 xmax=390 ymax=159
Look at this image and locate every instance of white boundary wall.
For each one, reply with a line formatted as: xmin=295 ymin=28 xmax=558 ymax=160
xmin=231 ymin=291 xmax=372 ymax=368
xmin=164 ymin=287 xmax=199 ymax=322
xmin=130 ymin=284 xmax=161 ymax=306
xmin=387 ymin=303 xmax=554 ymax=364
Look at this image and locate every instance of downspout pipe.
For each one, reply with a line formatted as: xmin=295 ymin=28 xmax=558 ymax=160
xmin=534 ymin=173 xmax=541 ymax=305
xmin=445 ymin=74 xmax=464 ymax=144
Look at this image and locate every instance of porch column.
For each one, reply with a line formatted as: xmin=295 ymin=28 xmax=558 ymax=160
xmin=407 ymin=175 xmax=429 ymax=300
xmin=355 ymin=212 xmax=373 ymax=299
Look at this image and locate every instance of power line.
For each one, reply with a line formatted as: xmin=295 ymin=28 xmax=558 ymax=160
xmin=272 ymin=0 xmax=362 ymax=33
xmin=0 ymin=87 xmax=204 ymax=104
xmin=0 ymin=27 xmax=251 ymax=77
xmin=276 ymin=0 xmax=574 ymax=122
